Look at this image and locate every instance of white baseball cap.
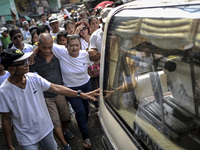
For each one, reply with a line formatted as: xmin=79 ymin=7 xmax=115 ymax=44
xmin=0 ymin=27 xmax=7 ymax=34
xmin=49 ymin=16 xmax=59 ymax=24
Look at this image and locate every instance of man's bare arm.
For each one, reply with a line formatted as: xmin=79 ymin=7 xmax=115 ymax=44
xmin=48 ymin=83 xmax=99 ymax=101
xmin=2 ymin=113 xmax=15 ymax=150
xmin=29 ymin=46 xmax=39 ymax=65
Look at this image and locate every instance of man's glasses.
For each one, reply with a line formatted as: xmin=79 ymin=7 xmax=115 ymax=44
xmin=12 ymin=59 xmax=29 ymax=67
xmin=13 ymin=34 xmax=22 ymax=40
xmin=80 ymin=26 xmax=87 ymax=33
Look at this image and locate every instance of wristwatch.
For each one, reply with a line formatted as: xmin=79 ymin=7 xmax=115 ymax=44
xmin=77 ymin=90 xmax=83 ymax=98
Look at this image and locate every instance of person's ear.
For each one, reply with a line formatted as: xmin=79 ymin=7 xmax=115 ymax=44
xmin=8 ymin=66 xmax=16 ymax=73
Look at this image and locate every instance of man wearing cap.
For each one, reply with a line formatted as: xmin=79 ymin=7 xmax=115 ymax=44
xmin=0 ymin=49 xmax=98 ymax=150
xmin=0 ymin=27 xmax=11 ymax=52
xmin=22 ymin=21 xmax=31 ymax=44
xmin=49 ymin=16 xmax=64 ymax=37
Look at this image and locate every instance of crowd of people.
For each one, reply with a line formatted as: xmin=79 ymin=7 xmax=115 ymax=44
xmin=0 ymin=1 xmax=124 ymax=150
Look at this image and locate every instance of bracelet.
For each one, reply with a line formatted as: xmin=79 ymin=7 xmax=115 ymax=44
xmin=77 ymin=90 xmax=83 ymax=98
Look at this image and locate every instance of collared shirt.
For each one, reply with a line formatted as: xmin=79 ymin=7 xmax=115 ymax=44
xmin=29 ymin=53 xmax=63 ymax=98
xmin=11 ymin=43 xmax=33 ymax=53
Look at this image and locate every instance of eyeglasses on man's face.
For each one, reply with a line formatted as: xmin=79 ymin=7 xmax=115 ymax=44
xmin=13 ymin=34 xmax=22 ymax=40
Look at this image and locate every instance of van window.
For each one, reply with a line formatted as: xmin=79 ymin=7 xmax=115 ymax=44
xmin=103 ymin=5 xmax=200 ymax=150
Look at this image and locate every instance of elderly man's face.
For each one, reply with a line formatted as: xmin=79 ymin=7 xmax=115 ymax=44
xmin=38 ymin=37 xmax=53 ymax=57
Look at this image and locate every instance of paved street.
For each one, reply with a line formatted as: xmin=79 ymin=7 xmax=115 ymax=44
xmin=0 ymin=102 xmax=104 ymax=150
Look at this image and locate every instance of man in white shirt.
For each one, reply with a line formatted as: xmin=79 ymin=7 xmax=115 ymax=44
xmin=0 ymin=49 xmax=98 ymax=150
xmin=40 ymin=13 xmax=51 ymax=30
xmin=22 ymin=21 xmax=31 ymax=44
xmin=60 ymin=7 xmax=71 ymax=18
xmin=49 ymin=16 xmax=64 ymax=37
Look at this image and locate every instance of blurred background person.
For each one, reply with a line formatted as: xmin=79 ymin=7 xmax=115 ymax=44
xmin=30 ymin=30 xmax=39 ymax=45
xmin=49 ymin=16 xmax=64 ymax=37
xmin=47 ymin=13 xmax=52 ymax=21
xmin=64 ymin=20 xmax=75 ymax=35
xmin=0 ymin=27 xmax=11 ymax=52
xmin=88 ymin=16 xmax=99 ymax=34
xmin=88 ymin=8 xmax=96 ymax=17
xmin=60 ymin=6 xmax=71 ymax=18
xmin=79 ymin=10 xmax=88 ymax=22
xmin=37 ymin=25 xmax=50 ymax=35
xmin=40 ymin=13 xmax=49 ymax=26
xmin=57 ymin=30 xmax=68 ymax=48
xmin=22 ymin=21 xmax=31 ymax=44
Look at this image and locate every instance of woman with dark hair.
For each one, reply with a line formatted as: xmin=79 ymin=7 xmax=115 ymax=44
xmin=88 ymin=8 xmax=96 ymax=16
xmin=37 ymin=25 xmax=50 ymax=35
xmin=30 ymin=30 xmax=39 ymax=45
xmin=53 ymin=35 xmax=94 ymax=149
xmin=74 ymin=20 xmax=90 ymax=50
xmin=88 ymin=16 xmax=99 ymax=34
xmin=64 ymin=20 xmax=75 ymax=35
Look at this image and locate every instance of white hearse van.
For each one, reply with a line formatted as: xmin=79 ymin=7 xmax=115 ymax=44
xmin=99 ymin=0 xmax=200 ymax=149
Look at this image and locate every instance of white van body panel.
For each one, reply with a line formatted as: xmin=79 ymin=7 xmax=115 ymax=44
xmin=99 ymin=94 xmax=138 ymax=150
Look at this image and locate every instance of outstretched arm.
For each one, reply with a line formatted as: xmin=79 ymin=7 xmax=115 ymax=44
xmin=2 ymin=113 xmax=15 ymax=150
xmin=48 ymin=83 xmax=99 ymax=101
